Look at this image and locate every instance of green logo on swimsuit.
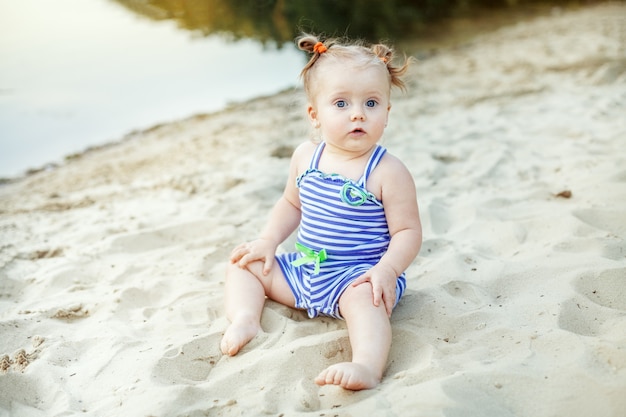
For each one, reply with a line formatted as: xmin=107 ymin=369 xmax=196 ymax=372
xmin=340 ymin=182 xmax=368 ymax=206
xmin=292 ymin=242 xmax=327 ymax=275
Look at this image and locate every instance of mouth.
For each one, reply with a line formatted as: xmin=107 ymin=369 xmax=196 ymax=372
xmin=350 ymin=128 xmax=365 ymax=135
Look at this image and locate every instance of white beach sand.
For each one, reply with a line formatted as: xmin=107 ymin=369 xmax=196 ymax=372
xmin=1 ymin=3 xmax=625 ymax=416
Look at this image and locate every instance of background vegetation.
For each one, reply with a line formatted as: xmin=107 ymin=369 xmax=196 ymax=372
xmin=113 ymin=0 xmax=602 ymax=46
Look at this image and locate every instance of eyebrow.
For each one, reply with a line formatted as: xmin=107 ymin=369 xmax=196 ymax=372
xmin=330 ymin=90 xmax=386 ymax=98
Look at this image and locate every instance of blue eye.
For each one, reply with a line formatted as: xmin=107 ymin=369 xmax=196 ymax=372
xmin=335 ymin=100 xmax=347 ymax=108
xmin=366 ymin=99 xmax=377 ymax=107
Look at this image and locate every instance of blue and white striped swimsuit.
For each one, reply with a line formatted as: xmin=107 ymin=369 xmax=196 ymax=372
xmin=276 ymin=142 xmax=407 ymax=319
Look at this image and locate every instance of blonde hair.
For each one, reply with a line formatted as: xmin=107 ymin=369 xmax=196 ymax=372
xmin=296 ymin=33 xmax=411 ymax=99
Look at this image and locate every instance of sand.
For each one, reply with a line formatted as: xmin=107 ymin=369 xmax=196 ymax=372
xmin=1 ymin=3 xmax=625 ymax=416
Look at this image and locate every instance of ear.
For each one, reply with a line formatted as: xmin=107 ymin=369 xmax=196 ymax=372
xmin=307 ymin=104 xmax=320 ymax=128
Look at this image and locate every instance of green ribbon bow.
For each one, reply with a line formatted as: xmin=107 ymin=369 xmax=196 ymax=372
xmin=292 ymin=242 xmax=327 ymax=275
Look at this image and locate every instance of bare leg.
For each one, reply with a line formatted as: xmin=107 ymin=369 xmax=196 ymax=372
xmin=315 ymin=283 xmax=391 ymax=390
xmin=220 ymin=262 xmax=266 ymax=356
xmin=220 ymin=261 xmax=296 ymax=356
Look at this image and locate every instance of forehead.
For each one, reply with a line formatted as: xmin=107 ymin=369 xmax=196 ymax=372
xmin=312 ymin=59 xmax=391 ymax=96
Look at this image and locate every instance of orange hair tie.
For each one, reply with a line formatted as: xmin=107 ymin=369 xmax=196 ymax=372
xmin=313 ymin=41 xmax=327 ymax=54
xmin=380 ymin=56 xmax=389 ymax=64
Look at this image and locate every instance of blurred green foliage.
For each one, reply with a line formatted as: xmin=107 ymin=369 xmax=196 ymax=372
xmin=113 ymin=0 xmax=591 ymax=45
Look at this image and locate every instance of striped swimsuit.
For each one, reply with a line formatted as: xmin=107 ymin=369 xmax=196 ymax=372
xmin=276 ymin=142 xmax=407 ymax=319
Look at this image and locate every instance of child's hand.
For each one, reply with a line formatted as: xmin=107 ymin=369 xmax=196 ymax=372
xmin=351 ymin=263 xmax=399 ymax=317
xmin=229 ymin=238 xmax=277 ymax=275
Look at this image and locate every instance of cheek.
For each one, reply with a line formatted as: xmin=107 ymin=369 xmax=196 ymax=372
xmin=319 ymin=110 xmax=341 ymax=125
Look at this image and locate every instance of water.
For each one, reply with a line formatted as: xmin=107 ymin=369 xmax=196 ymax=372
xmin=0 ymin=0 xmax=561 ymax=179
xmin=0 ymin=0 xmax=304 ymax=178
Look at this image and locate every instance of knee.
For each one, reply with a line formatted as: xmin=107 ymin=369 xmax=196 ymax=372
xmin=350 ymin=281 xmax=373 ymax=298
xmin=226 ymin=261 xmax=255 ymax=283
xmin=340 ymin=282 xmax=375 ymax=308
xmin=226 ymin=260 xmax=267 ymax=287
xmin=225 ymin=261 xmax=243 ymax=278
xmin=338 ymin=282 xmax=389 ymax=321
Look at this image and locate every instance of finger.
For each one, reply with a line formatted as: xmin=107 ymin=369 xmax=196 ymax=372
xmin=263 ymin=256 xmax=274 ymax=275
xmin=232 ymin=250 xmax=251 ymax=264
xmin=230 ymin=244 xmax=248 ymax=261
xmin=384 ymin=298 xmax=393 ymax=317
xmin=238 ymin=253 xmax=256 ymax=268
xmin=371 ymin=283 xmax=382 ymax=307
xmin=230 ymin=250 xmax=243 ymax=264
xmin=231 ymin=242 xmax=247 ymax=253
xmin=384 ymin=293 xmax=394 ymax=317
xmin=351 ymin=273 xmax=370 ymax=287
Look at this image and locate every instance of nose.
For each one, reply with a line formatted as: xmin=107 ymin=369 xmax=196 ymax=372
xmin=350 ymin=110 xmax=365 ymax=121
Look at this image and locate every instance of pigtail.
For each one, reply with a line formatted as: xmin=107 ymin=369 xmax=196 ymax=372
xmin=297 ymin=34 xmax=332 ymax=78
xmin=295 ymin=33 xmax=412 ymax=99
xmin=372 ymin=43 xmax=411 ymax=92
xmin=297 ymin=34 xmax=320 ymax=54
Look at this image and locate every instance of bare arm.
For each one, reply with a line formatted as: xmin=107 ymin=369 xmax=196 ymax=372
xmin=230 ymin=143 xmax=312 ymax=274
xmin=353 ymin=154 xmax=422 ymax=315
xmin=258 ymin=195 xmax=301 ymax=246
xmin=377 ymin=159 xmax=422 ymax=278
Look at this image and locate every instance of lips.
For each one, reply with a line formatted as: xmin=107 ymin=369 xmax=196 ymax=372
xmin=350 ymin=128 xmax=365 ymax=134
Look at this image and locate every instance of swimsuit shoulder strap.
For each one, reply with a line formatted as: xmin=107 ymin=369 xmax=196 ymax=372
xmin=310 ymin=141 xmax=326 ymax=169
xmin=359 ymin=145 xmax=387 ymax=187
xmin=296 ymin=141 xmax=325 ymax=188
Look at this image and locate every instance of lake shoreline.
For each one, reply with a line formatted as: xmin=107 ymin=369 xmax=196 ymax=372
xmin=1 ymin=2 xmax=586 ymax=183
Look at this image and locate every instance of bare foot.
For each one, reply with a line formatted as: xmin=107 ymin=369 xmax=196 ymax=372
xmin=314 ymin=362 xmax=380 ymax=390
xmin=220 ymin=319 xmax=260 ymax=356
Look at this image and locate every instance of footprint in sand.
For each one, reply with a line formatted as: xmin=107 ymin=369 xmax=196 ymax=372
xmin=262 ymin=378 xmax=322 ymax=413
xmin=575 ymin=207 xmax=626 ymax=261
xmin=428 ymin=198 xmax=476 ymax=235
xmin=558 ymin=297 xmax=605 ymax=337
xmin=558 ymin=281 xmax=626 ymax=340
xmin=442 ymin=280 xmax=492 ymax=307
xmin=573 ymin=208 xmax=626 ymax=241
xmin=152 ymin=335 xmax=222 ymax=383
xmin=573 ymin=267 xmax=626 ymax=311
